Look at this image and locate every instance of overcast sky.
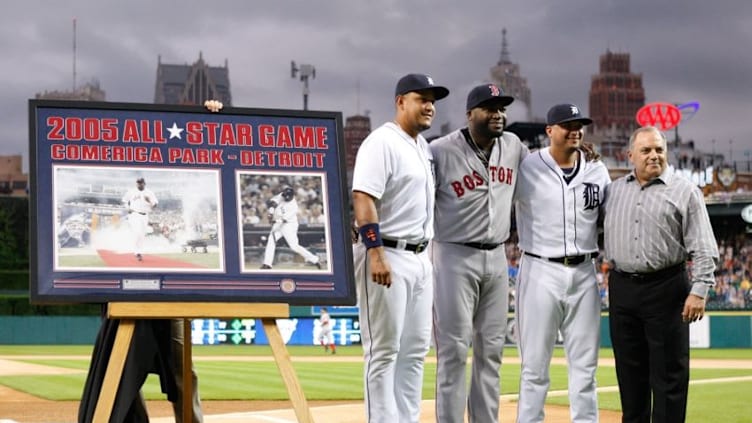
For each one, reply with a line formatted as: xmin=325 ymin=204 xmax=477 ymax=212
xmin=3 ymin=0 xmax=751 ymax=169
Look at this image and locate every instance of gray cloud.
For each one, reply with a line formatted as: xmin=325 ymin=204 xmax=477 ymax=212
xmin=4 ymin=0 xmax=752 ymax=166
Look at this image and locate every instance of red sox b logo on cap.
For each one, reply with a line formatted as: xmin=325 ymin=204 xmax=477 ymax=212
xmin=489 ymin=84 xmax=500 ymax=96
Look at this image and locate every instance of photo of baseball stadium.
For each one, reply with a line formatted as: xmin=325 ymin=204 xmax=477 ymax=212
xmin=236 ymin=171 xmax=331 ymax=273
xmin=53 ymin=166 xmax=224 ymax=272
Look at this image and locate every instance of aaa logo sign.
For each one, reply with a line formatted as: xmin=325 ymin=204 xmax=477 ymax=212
xmin=636 ymin=102 xmax=681 ymax=131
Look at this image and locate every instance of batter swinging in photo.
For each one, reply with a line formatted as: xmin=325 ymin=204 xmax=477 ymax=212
xmin=261 ymin=186 xmax=321 ymax=270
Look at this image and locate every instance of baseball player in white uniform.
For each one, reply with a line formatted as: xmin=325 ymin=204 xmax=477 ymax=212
xmin=514 ymin=104 xmax=610 ymax=423
xmin=431 ymin=84 xmax=528 ymax=423
xmin=317 ymin=307 xmax=336 ymax=354
xmin=261 ymin=186 xmax=321 ymax=269
xmin=352 ymin=73 xmax=448 ymax=423
xmin=122 ymin=177 xmax=158 ymax=261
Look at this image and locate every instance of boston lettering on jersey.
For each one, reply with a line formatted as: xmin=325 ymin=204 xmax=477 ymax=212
xmin=450 ymin=166 xmax=515 ymax=198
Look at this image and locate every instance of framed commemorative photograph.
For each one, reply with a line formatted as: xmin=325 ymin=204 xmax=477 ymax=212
xmin=29 ymin=100 xmax=354 ymax=305
xmin=236 ymin=171 xmax=331 ymax=274
xmin=54 ymin=165 xmax=224 ymax=273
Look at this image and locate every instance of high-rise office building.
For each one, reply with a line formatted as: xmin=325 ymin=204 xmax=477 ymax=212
xmin=0 ymin=155 xmax=27 ymax=196
xmin=343 ymin=114 xmax=371 ymax=189
xmin=154 ymin=52 xmax=232 ymax=106
xmin=35 ymin=79 xmax=106 ymax=101
xmin=490 ymin=28 xmax=532 ymax=120
xmin=588 ymin=50 xmax=645 ymax=138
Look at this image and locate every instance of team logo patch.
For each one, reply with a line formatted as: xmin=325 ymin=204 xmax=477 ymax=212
xmin=426 ymin=76 xmax=435 ymax=86
xmin=582 ymin=183 xmax=600 ymax=210
xmin=570 ymin=105 xmax=580 ymax=116
xmin=489 ymin=84 xmax=500 ymax=96
xmin=365 ymin=228 xmax=377 ymax=242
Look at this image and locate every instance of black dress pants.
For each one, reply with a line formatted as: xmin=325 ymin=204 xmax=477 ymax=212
xmin=609 ymin=265 xmax=690 ymax=423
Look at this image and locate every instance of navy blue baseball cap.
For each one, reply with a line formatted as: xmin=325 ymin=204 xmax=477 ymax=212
xmin=466 ymin=83 xmax=515 ymax=111
xmin=546 ymin=103 xmax=593 ymax=126
xmin=395 ymin=73 xmax=449 ymax=100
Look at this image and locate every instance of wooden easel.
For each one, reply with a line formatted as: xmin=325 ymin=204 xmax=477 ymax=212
xmin=92 ymin=302 xmax=315 ymax=423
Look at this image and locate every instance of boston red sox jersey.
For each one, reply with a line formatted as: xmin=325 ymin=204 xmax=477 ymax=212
xmin=352 ymin=122 xmax=435 ymax=241
xmin=270 ymin=194 xmax=299 ymax=224
xmin=515 ymin=148 xmax=610 ymax=256
xmin=122 ymin=188 xmax=158 ymax=214
xmin=432 ymin=129 xmax=528 ymax=243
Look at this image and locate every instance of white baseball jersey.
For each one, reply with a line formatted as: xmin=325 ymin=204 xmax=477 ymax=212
xmin=352 ymin=121 xmax=435 ymax=242
xmin=515 ymin=148 xmax=610 ymax=256
xmin=432 ymin=129 xmax=528 ymax=243
xmin=352 ymin=121 xmax=435 ymax=423
xmin=514 ymin=147 xmax=610 ymax=423
xmin=122 ymin=187 xmax=158 ymax=214
xmin=269 ymin=194 xmax=299 ymax=224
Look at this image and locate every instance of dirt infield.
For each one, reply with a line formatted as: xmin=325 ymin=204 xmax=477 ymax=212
xmin=9 ymin=354 xmax=751 ymax=423
xmin=0 ymin=384 xmax=619 ymax=423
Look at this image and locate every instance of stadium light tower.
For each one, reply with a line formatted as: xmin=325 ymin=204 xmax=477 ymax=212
xmin=291 ymin=60 xmax=316 ymax=110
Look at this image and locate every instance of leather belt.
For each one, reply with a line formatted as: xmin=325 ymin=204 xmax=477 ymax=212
xmin=612 ymin=262 xmax=685 ymax=282
xmin=383 ymin=238 xmax=429 ymax=254
xmin=460 ymin=242 xmax=501 ymax=250
xmin=524 ymin=251 xmax=595 ymax=266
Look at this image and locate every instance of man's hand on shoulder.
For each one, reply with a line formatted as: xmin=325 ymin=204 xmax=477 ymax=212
xmin=580 ymin=142 xmax=601 ymax=162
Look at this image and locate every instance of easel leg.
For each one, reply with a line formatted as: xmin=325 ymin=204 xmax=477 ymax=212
xmin=262 ymin=318 xmax=315 ymax=423
xmin=93 ymin=319 xmax=135 ymax=423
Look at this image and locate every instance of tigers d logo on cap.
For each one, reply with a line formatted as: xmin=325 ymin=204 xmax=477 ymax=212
xmin=546 ymin=103 xmax=593 ymax=126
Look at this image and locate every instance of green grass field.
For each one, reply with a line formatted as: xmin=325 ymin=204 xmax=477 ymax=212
xmin=1 ymin=345 xmax=751 ymax=421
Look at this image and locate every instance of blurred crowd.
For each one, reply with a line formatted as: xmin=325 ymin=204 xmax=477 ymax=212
xmin=506 ymin=232 xmax=752 ymax=311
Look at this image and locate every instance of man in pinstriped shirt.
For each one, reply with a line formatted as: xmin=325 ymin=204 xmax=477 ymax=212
xmin=604 ymin=126 xmax=719 ymax=423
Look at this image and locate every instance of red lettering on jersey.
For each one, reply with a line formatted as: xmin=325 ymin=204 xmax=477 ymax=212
xmin=472 ymin=170 xmax=484 ymax=186
xmin=451 ymin=181 xmax=465 ymax=197
xmin=504 ymin=168 xmax=513 ymax=184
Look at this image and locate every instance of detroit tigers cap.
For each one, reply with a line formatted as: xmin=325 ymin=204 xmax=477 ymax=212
xmin=395 ymin=73 xmax=449 ymax=100
xmin=546 ymin=103 xmax=593 ymax=126
xmin=466 ymin=83 xmax=515 ymax=111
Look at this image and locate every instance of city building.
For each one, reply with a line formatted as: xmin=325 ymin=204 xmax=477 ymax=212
xmin=343 ymin=114 xmax=371 ymax=189
xmin=588 ymin=50 xmax=645 ymax=160
xmin=0 ymin=155 xmax=28 ymax=197
xmin=490 ymin=28 xmax=532 ymax=121
xmin=154 ymin=52 xmax=232 ymax=106
xmin=35 ymin=79 xmax=106 ymax=102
